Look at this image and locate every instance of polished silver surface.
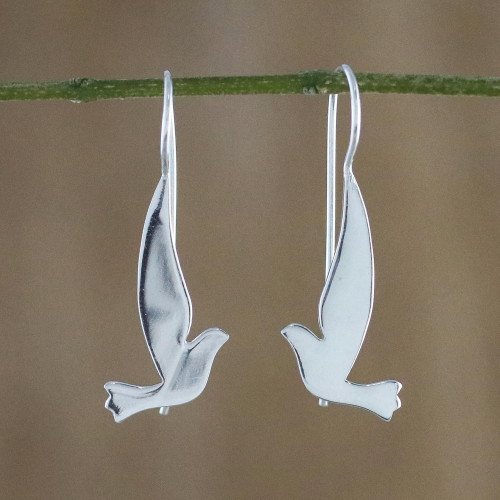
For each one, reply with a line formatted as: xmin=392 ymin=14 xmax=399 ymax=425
xmin=282 ymin=65 xmax=402 ymax=421
xmin=104 ymin=71 xmax=229 ymax=422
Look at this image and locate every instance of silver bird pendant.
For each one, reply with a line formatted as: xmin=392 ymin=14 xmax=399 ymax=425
xmin=104 ymin=72 xmax=228 ymax=422
xmin=282 ymin=66 xmax=401 ymax=421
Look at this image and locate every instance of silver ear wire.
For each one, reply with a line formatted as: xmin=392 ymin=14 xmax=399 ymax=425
xmin=161 ymin=71 xmax=177 ymax=242
xmin=158 ymin=70 xmax=176 ymax=417
xmin=326 ymin=64 xmax=361 ymax=280
xmin=282 ymin=64 xmax=402 ymax=421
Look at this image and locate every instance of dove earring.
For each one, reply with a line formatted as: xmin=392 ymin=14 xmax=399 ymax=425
xmin=104 ymin=71 xmax=229 ymax=422
xmin=281 ymin=64 xmax=402 ymax=421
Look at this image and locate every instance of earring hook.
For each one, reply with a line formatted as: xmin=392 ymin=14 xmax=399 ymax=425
xmin=159 ymin=70 xmax=177 ymax=417
xmin=161 ymin=70 xmax=177 ymax=244
xmin=325 ymin=64 xmax=361 ymax=278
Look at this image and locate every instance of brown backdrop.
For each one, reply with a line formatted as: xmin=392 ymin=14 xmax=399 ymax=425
xmin=0 ymin=1 xmax=499 ymax=499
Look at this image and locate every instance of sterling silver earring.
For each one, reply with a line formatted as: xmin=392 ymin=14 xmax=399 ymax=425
xmin=281 ymin=64 xmax=402 ymax=421
xmin=104 ymin=71 xmax=229 ymax=422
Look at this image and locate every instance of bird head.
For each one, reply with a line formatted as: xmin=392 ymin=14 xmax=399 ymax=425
xmin=281 ymin=323 xmax=320 ymax=353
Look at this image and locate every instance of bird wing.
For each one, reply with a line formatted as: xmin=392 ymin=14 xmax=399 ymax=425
xmin=137 ymin=176 xmax=192 ymax=380
xmin=319 ymin=168 xmax=374 ymax=376
xmin=167 ymin=328 xmax=229 ymax=404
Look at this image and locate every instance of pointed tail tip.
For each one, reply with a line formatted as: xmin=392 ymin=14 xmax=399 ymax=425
xmin=103 ymin=382 xmax=125 ymax=423
xmin=396 ymin=381 xmax=403 ymax=410
xmin=104 ymin=394 xmax=120 ymax=422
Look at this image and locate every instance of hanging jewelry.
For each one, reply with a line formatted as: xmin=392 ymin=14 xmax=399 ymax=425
xmin=281 ymin=64 xmax=402 ymax=421
xmin=104 ymin=71 xmax=229 ymax=422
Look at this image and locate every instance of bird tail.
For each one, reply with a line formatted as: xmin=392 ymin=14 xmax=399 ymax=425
xmin=104 ymin=381 xmax=163 ymax=423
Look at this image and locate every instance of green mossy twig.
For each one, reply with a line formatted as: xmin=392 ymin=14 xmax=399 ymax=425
xmin=1 ymin=71 xmax=499 ymax=102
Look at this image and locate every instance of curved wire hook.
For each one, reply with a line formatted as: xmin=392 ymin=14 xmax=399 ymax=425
xmin=159 ymin=71 xmax=177 ymax=417
xmin=161 ymin=70 xmax=177 ymax=243
xmin=336 ymin=64 xmax=361 ymax=171
xmin=325 ymin=64 xmax=361 ymax=278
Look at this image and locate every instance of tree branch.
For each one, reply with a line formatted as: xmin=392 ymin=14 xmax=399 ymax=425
xmin=1 ymin=71 xmax=499 ymax=102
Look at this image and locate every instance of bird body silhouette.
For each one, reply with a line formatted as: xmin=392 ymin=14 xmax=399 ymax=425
xmin=282 ymin=162 xmax=401 ymax=421
xmin=104 ymin=176 xmax=228 ymax=422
